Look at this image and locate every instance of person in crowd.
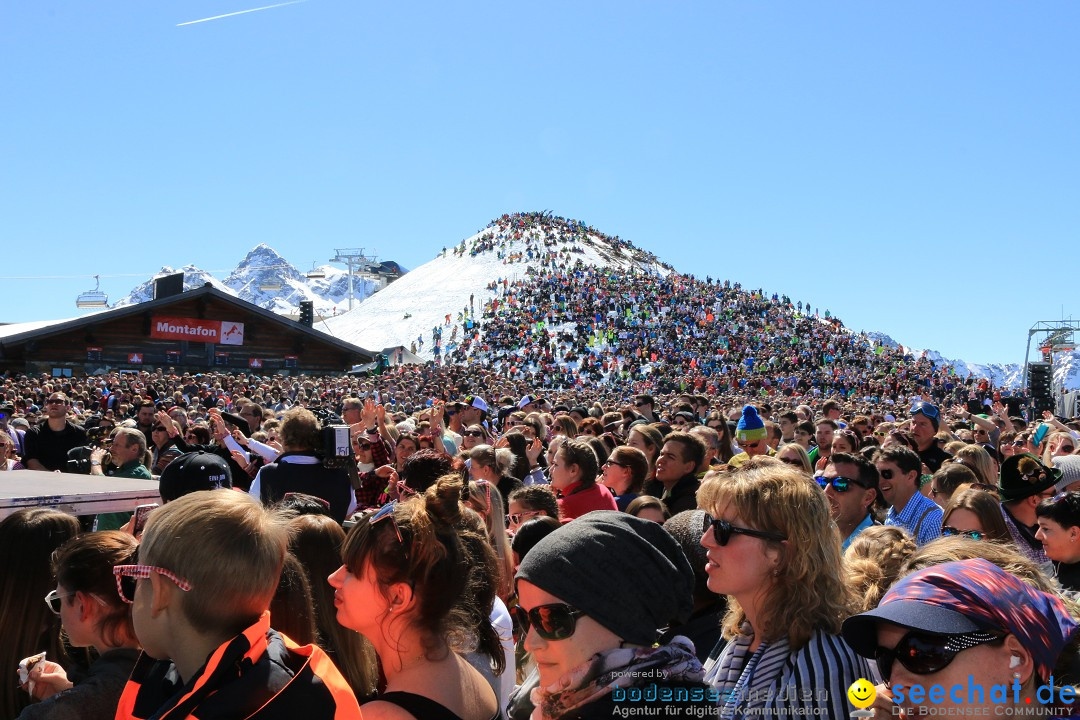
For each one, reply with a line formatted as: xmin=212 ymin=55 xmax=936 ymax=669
xmin=549 ymin=438 xmax=617 ymax=521
xmin=625 ymin=424 xmax=663 ymax=485
xmin=819 ymin=451 xmax=880 ymax=550
xmin=115 ymin=490 xmax=362 ymax=718
xmin=329 ymin=476 xmax=502 ymax=720
xmin=774 ymin=442 xmax=812 ymax=474
xmin=515 ymin=512 xmax=713 ymax=719
xmin=287 ymin=513 xmax=378 ymax=701
xmin=507 ymin=485 xmax=560 ymax=535
xmin=148 ymin=421 xmax=182 ymax=475
xmin=510 ymin=516 xmax=561 ymax=571
xmin=842 ymin=558 xmax=1079 ymax=717
xmin=928 ymin=462 xmax=980 ymax=507
xmin=1043 ymin=431 xmax=1077 ymax=466
xmin=18 ymin=532 xmax=140 ymax=720
xmin=940 ymin=486 xmax=1012 ymax=544
xmin=460 ymin=424 xmax=490 ymax=452
xmin=909 ymin=401 xmax=952 ymax=473
xmin=0 ymin=431 xmax=25 ymax=470
xmin=807 ymin=418 xmax=836 ymax=469
xmin=268 ymin=552 xmax=318 ymax=646
xmin=464 ymin=478 xmax=516 ymax=602
xmin=704 ymin=410 xmax=737 ymax=464
xmin=698 ymin=458 xmax=871 ymax=719
xmin=643 ymin=432 xmax=706 ymax=515
xmin=875 ymin=446 xmax=942 ymax=546
xmin=1 ymin=509 xmax=82 ymax=719
xmin=998 ymin=453 xmax=1060 ymax=564
xmin=394 ymin=432 xmax=422 ymax=471
xmin=951 ymin=443 xmax=998 ymax=486
xmin=598 ymin=445 xmax=649 ymax=511
xmin=663 ymin=510 xmax=728 ymax=663
xmin=249 ymin=406 xmax=355 ymax=523
xmin=625 ymin=495 xmax=671 ymax=523
xmin=1054 ymin=455 xmax=1080 ymax=493
xmin=843 ymin=525 xmax=917 ymax=614
xmin=1036 ymin=491 xmax=1080 ymax=592
xmin=469 ymin=444 xmax=523 ymax=507
xmin=23 ymin=393 xmax=88 ymax=472
xmin=728 ymin=405 xmax=774 ymax=468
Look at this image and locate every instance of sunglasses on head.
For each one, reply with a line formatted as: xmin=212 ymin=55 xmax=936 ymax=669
xmin=510 ymin=603 xmax=585 ymax=642
xmin=703 ymin=515 xmax=786 ymax=546
xmin=814 ymin=475 xmax=867 ymax=493
xmin=875 ymin=630 xmax=1004 ymax=682
xmin=941 ymin=526 xmax=986 ymax=540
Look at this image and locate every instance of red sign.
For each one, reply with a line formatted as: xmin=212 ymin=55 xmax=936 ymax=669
xmin=249 ymin=358 xmax=263 ymax=369
xmin=128 ymin=353 xmax=143 ymax=364
xmin=151 ymin=316 xmax=244 ymax=346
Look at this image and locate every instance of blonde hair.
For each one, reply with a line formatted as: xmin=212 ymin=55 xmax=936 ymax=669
xmin=843 ymin=526 xmax=917 ymax=613
xmin=697 ymin=457 xmax=856 ymax=649
xmin=954 ymin=444 xmax=996 ymax=485
xmin=464 ymin=480 xmax=515 ymax=601
xmin=139 ymin=490 xmax=289 ymax=636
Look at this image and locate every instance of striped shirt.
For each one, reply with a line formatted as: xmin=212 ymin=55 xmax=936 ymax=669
xmin=885 ymin=491 xmax=942 ymax=546
xmin=705 ymin=625 xmax=873 ymax=720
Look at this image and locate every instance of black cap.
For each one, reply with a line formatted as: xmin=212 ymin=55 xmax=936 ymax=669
xmin=159 ymin=452 xmax=232 ymax=503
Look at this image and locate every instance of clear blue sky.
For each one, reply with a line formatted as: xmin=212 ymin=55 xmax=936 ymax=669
xmin=3 ymin=1 xmax=1077 ymax=366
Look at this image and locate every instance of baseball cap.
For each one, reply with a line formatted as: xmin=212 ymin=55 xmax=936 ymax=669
xmin=159 ymin=452 xmax=233 ymax=503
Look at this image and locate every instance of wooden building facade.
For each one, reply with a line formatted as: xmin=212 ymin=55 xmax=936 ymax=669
xmin=0 ymin=285 xmax=374 ymax=376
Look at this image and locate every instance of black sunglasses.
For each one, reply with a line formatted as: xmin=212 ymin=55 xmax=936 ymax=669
xmin=510 ymin=603 xmax=585 ymax=642
xmin=814 ymin=475 xmax=867 ymax=493
xmin=941 ymin=526 xmax=986 ymax=540
xmin=463 ymin=430 xmax=485 ymax=437
xmin=703 ymin=515 xmax=786 ymax=546
xmin=875 ymin=630 xmax=1003 ymax=682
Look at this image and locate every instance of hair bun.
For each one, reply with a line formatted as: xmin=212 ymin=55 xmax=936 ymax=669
xmin=424 ymin=474 xmax=464 ymax=527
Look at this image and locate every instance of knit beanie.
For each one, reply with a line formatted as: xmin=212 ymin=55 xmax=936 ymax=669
xmin=663 ymin=510 xmax=709 ymax=589
xmin=516 ymin=511 xmax=695 ymax=646
xmin=1054 ymin=455 xmax=1080 ymax=493
xmin=735 ymin=405 xmax=767 ymax=443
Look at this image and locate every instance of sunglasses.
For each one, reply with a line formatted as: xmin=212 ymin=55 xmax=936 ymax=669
xmin=875 ymin=630 xmax=1003 ymax=682
xmin=463 ymin=430 xmax=485 ymax=438
xmin=46 ymin=399 xmax=67 ymax=405
xmin=508 ymin=510 xmax=540 ymax=526
xmin=911 ymin=402 xmax=940 ymax=420
xmin=44 ymin=588 xmax=107 ymax=615
xmin=941 ymin=526 xmax=986 ymax=540
xmin=370 ymin=501 xmax=407 ymax=549
xmin=703 ymin=515 xmax=786 ymax=546
xmin=602 ymin=459 xmax=627 ymax=468
xmin=152 ymin=426 xmax=167 ymax=432
xmin=510 ymin=603 xmax=585 ymax=642
xmin=634 ymin=402 xmax=649 ymax=408
xmin=778 ymin=457 xmax=804 ymax=468
xmin=113 ymin=560 xmax=194 ymax=604
xmin=879 ymin=468 xmax=907 ymax=481
xmin=814 ymin=475 xmax=867 ymax=493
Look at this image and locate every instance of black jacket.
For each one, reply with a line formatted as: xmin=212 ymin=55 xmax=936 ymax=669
xmin=258 ymin=452 xmax=352 ymax=523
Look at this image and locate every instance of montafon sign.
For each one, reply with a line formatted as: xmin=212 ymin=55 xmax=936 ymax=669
xmin=151 ymin=317 xmax=245 ymax=345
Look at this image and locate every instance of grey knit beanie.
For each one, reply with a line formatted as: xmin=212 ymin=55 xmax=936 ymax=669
xmin=515 ymin=511 xmax=695 ymax=646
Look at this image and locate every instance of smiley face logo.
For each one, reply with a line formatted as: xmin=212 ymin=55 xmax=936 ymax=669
xmin=847 ymin=679 xmax=876 ymax=709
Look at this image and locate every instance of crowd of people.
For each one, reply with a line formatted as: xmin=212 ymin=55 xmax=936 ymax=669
xmin=3 ymin=362 xmax=1080 ymax=718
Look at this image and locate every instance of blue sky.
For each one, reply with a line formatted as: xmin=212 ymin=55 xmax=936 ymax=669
xmin=2 ymin=1 xmax=1077 ymax=366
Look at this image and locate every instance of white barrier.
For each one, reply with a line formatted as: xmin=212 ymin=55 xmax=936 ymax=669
xmin=0 ymin=470 xmax=160 ymax=519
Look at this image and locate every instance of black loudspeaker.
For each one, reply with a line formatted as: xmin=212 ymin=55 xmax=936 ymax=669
xmin=154 ymin=273 xmax=185 ymax=300
xmin=1028 ymin=362 xmax=1054 ymax=414
xmin=299 ymin=301 xmax=314 ymax=327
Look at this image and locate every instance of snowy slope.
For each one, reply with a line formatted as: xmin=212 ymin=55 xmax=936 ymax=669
xmin=320 ymin=217 xmax=670 ymax=354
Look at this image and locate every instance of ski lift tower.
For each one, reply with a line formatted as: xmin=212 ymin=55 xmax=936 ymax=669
xmin=330 ymin=248 xmax=379 ymax=311
xmin=1021 ymin=319 xmax=1080 ymax=396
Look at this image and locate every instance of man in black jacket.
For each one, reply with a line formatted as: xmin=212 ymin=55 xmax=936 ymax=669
xmin=644 ymin=432 xmax=706 ymax=515
xmin=248 ymin=407 xmax=355 ymax=523
xmin=23 ymin=393 xmax=87 ymax=471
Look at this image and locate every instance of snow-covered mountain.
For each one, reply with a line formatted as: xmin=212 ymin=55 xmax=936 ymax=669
xmin=114 ymin=245 xmax=402 ymax=317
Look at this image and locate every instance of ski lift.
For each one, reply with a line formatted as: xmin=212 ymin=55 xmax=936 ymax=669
xmin=305 ymin=263 xmax=326 ymax=280
xmin=76 ymin=275 xmax=109 ymax=308
xmin=259 ymin=280 xmax=283 ymax=291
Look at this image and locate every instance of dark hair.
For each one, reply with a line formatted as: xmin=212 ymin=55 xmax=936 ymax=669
xmin=874 ymin=445 xmax=922 ymax=476
xmin=1037 ymin=491 xmax=1080 ymax=529
xmin=663 ymin=431 xmax=707 ymax=469
xmin=401 ymin=450 xmax=456 ymax=494
xmin=626 ymin=495 xmax=671 ymax=521
xmin=274 ymin=492 xmax=333 ymax=518
xmin=0 ymin=509 xmax=81 ymax=719
xmin=558 ymin=439 xmax=599 ymax=488
xmin=608 ymin=446 xmax=650 ymax=494
xmin=341 ymin=475 xmax=504 ymax=675
xmin=501 ymin=432 xmax=532 ymax=482
xmin=828 ymin=452 xmax=880 ymax=490
xmin=52 ymin=531 xmax=138 ymax=648
xmin=931 ymin=464 xmax=979 ymax=504
xmin=269 ymin=552 xmax=317 ymax=645
xmin=815 ymin=418 xmax=839 ymax=430
xmin=507 ymin=485 xmax=559 ymax=519
xmin=943 ymin=487 xmax=1012 ymax=544
xmin=795 ymin=420 xmax=815 ymax=437
xmin=510 ymin=516 xmax=561 ymax=560
xmin=186 ymin=425 xmax=211 ymax=444
xmin=586 ymin=436 xmax=611 ymax=465
xmin=288 ymin=514 xmax=377 ymax=700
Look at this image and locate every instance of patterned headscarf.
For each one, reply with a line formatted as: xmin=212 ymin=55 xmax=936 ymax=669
xmin=880 ymin=558 xmax=1078 ymax=680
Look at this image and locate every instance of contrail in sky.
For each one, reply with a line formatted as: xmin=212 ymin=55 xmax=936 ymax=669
xmin=177 ymin=0 xmax=308 ymax=27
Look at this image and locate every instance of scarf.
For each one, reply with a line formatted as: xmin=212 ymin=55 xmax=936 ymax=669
xmin=529 ymin=636 xmax=703 ymax=720
xmin=711 ymin=623 xmax=791 ymax=720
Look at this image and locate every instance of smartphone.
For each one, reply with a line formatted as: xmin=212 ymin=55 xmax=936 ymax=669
xmin=133 ymin=503 xmax=159 ymax=534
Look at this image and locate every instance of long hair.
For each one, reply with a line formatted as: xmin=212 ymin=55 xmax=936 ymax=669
xmin=288 ymin=514 xmax=378 ymax=700
xmin=269 ymin=552 xmax=318 ymax=645
xmin=942 ymin=487 xmax=1012 ymax=544
xmin=843 ymin=526 xmax=917 ymax=613
xmin=697 ymin=459 xmax=856 ymax=649
xmin=0 ymin=509 xmax=81 ymax=719
xmin=52 ymin=531 xmax=138 ymax=648
xmin=464 ymin=479 xmax=515 ymax=602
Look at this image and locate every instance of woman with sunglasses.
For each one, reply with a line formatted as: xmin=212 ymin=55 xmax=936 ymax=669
xmin=329 ymin=475 xmax=503 ymax=720
xmin=842 ymin=558 xmax=1079 ymax=717
xmin=460 ymin=424 xmax=490 ymax=452
xmin=1036 ymin=491 xmax=1080 ymax=592
xmin=17 ymin=531 xmax=139 ymax=720
xmin=0 ymin=432 xmax=24 ymax=470
xmin=599 ymin=445 xmax=649 ymax=511
xmin=774 ymin=443 xmax=811 ymax=474
xmin=698 ymin=459 xmax=870 ymax=719
xmin=515 ymin=511 xmax=712 ymax=719
xmin=939 ymin=485 xmax=1011 ymax=544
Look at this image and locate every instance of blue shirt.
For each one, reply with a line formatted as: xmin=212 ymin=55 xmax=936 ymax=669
xmin=886 ymin=491 xmax=943 ymax=546
xmin=842 ymin=514 xmax=876 ymax=551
